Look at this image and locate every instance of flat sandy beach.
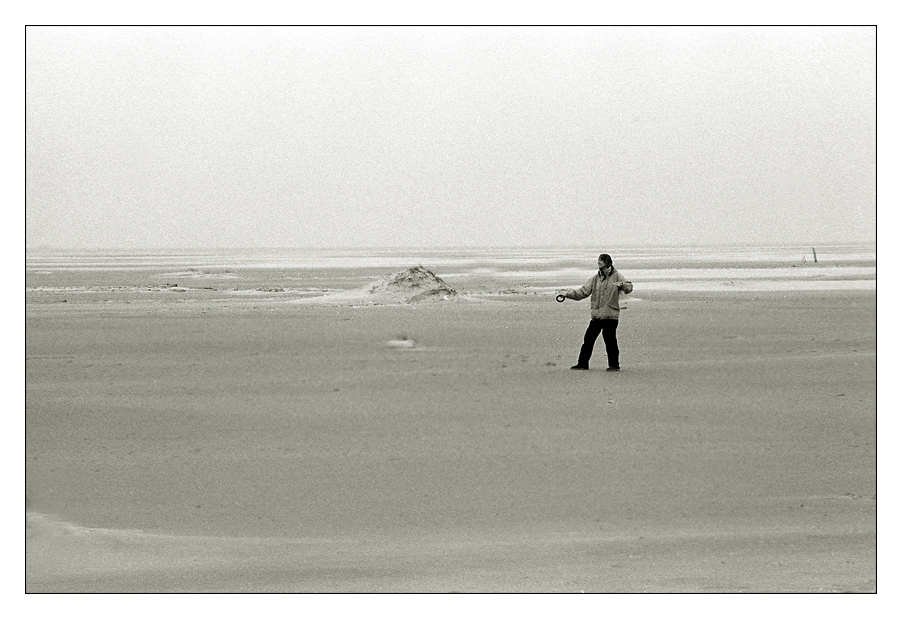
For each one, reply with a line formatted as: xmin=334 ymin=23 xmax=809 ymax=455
xmin=25 ymin=249 xmax=876 ymax=592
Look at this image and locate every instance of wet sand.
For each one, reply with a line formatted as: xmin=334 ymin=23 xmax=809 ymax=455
xmin=26 ymin=282 xmax=876 ymax=592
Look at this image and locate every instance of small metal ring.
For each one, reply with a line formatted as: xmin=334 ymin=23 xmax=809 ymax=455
xmin=556 ymin=294 xmax=565 ymax=303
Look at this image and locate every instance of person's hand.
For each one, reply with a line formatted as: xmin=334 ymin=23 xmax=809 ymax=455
xmin=615 ymin=282 xmax=623 ymax=288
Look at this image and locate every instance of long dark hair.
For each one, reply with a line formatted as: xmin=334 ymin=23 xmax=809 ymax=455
xmin=598 ymin=253 xmax=614 ymax=270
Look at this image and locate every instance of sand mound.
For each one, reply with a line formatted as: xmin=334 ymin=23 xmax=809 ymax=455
xmin=287 ymin=266 xmax=461 ymax=306
xmin=364 ymin=266 xmax=458 ymax=303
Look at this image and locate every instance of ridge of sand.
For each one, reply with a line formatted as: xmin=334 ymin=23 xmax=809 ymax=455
xmin=363 ymin=265 xmax=458 ymax=302
xmin=290 ymin=265 xmax=463 ymax=305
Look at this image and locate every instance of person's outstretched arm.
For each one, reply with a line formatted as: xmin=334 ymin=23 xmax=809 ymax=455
xmin=563 ymin=276 xmax=596 ymax=301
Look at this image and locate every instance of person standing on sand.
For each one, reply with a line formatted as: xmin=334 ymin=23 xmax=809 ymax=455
xmin=558 ymin=253 xmax=633 ymax=372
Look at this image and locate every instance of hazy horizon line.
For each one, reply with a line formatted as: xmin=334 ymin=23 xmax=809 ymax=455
xmin=25 ymin=240 xmax=877 ymax=252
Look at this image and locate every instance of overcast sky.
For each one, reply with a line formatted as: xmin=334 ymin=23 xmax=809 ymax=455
xmin=25 ymin=26 xmax=876 ymax=249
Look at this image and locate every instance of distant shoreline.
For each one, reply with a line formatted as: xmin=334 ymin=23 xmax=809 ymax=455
xmin=25 ymin=241 xmax=877 ymax=253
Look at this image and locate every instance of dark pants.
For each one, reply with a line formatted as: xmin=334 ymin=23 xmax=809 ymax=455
xmin=578 ymin=319 xmax=619 ymax=368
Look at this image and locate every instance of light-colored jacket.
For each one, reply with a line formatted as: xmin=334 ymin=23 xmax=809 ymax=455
xmin=565 ymin=268 xmax=633 ymax=320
